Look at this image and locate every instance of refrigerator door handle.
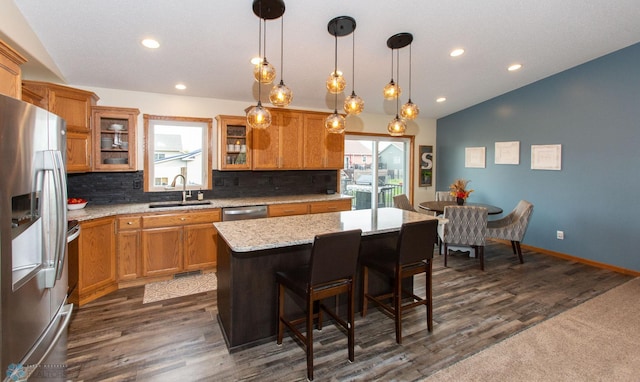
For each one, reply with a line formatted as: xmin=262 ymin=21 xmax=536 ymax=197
xmin=42 ymin=150 xmax=68 ymax=288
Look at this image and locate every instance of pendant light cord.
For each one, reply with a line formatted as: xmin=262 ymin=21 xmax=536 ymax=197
xmin=396 ymin=49 xmax=400 ymax=116
xmin=280 ymin=16 xmax=284 ymax=80
xmin=408 ymin=43 xmax=412 ymax=100
xmin=351 ymin=30 xmax=356 ymax=92
xmin=258 ymin=17 xmax=262 ymax=102
xmin=334 ymin=33 xmax=338 ymax=111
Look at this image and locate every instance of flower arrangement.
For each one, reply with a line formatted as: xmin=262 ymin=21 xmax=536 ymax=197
xmin=449 ymin=178 xmax=474 ymax=200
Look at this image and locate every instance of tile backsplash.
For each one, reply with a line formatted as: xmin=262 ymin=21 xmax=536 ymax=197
xmin=67 ymin=170 xmax=338 ymax=205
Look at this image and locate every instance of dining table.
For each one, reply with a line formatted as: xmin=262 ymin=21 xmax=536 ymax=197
xmin=418 ymin=200 xmax=503 ymax=215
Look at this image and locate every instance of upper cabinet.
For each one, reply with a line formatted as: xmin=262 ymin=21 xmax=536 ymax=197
xmin=92 ymin=106 xmax=139 ymax=172
xmin=0 ymin=39 xmax=27 ymax=99
xmin=217 ymin=109 xmax=345 ymax=171
xmin=216 ymin=115 xmax=252 ymax=170
xmin=253 ymin=109 xmax=304 ymax=170
xmin=22 ymin=81 xmax=99 ymax=173
xmin=302 ymin=112 xmax=345 ymax=169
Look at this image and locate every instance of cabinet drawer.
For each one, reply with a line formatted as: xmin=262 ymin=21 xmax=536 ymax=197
xmin=309 ymin=199 xmax=352 ymax=214
xmin=117 ymin=216 xmax=142 ymax=230
xmin=142 ymin=209 xmax=221 ymax=228
xmin=268 ymin=203 xmax=309 ymax=217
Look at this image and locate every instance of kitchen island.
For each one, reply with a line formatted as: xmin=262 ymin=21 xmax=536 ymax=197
xmin=214 ymin=207 xmax=442 ymax=351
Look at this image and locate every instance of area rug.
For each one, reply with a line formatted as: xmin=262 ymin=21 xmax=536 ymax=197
xmin=424 ymin=277 xmax=640 ymax=381
xmin=142 ymin=272 xmax=217 ymax=304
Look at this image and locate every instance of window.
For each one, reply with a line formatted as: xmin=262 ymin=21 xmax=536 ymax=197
xmin=143 ymin=114 xmax=213 ymax=192
xmin=342 ymin=134 xmax=413 ymax=210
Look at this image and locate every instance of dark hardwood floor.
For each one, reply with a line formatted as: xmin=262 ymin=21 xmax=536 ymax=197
xmin=66 ymin=241 xmax=633 ymax=381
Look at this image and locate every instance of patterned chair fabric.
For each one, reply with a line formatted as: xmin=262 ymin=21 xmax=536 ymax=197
xmin=437 ymin=206 xmax=488 ymax=270
xmin=435 ymin=191 xmax=455 ymax=202
xmin=485 ymin=200 xmax=534 ymax=264
xmin=393 ymin=194 xmax=415 ymax=211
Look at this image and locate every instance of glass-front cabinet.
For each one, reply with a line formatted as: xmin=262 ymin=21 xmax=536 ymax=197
xmin=92 ymin=106 xmax=139 ymax=171
xmin=216 ymin=115 xmax=251 ymax=170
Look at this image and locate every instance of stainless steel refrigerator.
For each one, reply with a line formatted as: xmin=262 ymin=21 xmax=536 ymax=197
xmin=1 ymin=93 xmax=72 ymax=381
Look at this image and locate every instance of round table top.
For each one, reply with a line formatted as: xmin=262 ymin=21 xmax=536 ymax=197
xmin=418 ymin=201 xmax=503 ymax=215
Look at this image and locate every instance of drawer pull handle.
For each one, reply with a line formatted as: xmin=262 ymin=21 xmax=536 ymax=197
xmin=127 ymin=221 xmax=133 ymax=225
xmin=181 ymin=217 xmax=187 ymax=221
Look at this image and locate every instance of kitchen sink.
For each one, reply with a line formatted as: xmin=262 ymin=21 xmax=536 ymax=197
xmin=149 ymin=200 xmax=212 ymax=208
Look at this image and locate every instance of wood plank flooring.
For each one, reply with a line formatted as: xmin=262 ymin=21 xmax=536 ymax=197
xmin=66 ymin=241 xmax=633 ymax=381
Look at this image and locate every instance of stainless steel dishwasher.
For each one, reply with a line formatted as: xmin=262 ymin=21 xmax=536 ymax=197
xmin=222 ymin=205 xmax=268 ymax=221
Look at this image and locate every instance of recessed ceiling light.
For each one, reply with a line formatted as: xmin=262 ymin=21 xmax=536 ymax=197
xmin=436 ymin=97 xmax=447 ymax=103
xmin=450 ymin=48 xmax=465 ymax=57
xmin=175 ymin=84 xmax=186 ymax=90
xmin=141 ymin=39 xmax=160 ymax=49
xmin=508 ymin=63 xmax=523 ymax=71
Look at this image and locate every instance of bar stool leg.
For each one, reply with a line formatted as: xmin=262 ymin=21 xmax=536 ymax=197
xmin=277 ymin=283 xmax=284 ymax=344
xmin=306 ymin=293 xmax=314 ymax=381
xmin=361 ymin=266 xmax=369 ymax=317
xmin=394 ymin=268 xmax=403 ymax=344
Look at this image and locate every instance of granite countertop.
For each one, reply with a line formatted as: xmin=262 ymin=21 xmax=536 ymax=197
xmin=67 ymin=194 xmax=352 ymax=222
xmin=214 ymin=207 xmax=445 ymax=252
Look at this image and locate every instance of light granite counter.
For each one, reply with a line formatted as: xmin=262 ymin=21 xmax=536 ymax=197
xmin=214 ymin=207 xmax=443 ymax=252
xmin=67 ymin=194 xmax=352 ymax=222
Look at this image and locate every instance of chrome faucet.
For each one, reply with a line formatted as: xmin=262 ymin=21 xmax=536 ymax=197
xmin=170 ymin=174 xmax=190 ymax=203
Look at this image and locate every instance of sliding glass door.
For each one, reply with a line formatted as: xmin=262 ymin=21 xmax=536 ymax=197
xmin=341 ymin=135 xmax=411 ymax=210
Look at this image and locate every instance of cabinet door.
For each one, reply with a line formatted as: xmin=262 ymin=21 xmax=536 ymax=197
xmin=303 ymin=113 xmax=327 ymax=169
xmin=278 ymin=111 xmax=303 ymax=169
xmin=184 ymin=223 xmax=217 ymax=270
xmin=324 ymin=129 xmax=345 ymax=169
xmin=142 ymin=227 xmax=183 ymax=277
xmin=217 ymin=115 xmax=251 ymax=170
xmin=309 ymin=199 xmax=352 ymax=214
xmin=78 ymin=218 xmax=116 ymax=295
xmin=50 ymin=88 xmax=93 ymax=132
xmin=92 ymin=106 xmax=139 ymax=172
xmin=268 ymin=202 xmax=309 ymax=217
xmin=66 ymin=131 xmax=92 ymax=172
xmin=117 ymin=230 xmax=140 ymax=281
xmin=252 ymin=123 xmax=280 ymax=169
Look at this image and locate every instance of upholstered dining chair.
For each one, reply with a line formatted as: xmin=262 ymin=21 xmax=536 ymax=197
xmin=485 ymin=200 xmax=534 ymax=264
xmin=435 ymin=191 xmax=455 ymax=202
xmin=276 ymin=229 xmax=362 ymax=381
xmin=393 ymin=194 xmax=416 ymax=211
xmin=437 ymin=206 xmax=488 ymax=270
xmin=360 ymin=219 xmax=438 ymax=344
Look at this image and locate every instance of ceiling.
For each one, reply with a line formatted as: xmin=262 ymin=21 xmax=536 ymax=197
xmin=9 ymin=0 xmax=640 ymax=119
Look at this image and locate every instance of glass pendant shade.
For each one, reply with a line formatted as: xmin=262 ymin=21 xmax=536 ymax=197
xmin=326 ymin=71 xmax=346 ymax=94
xmin=401 ymin=99 xmax=419 ymax=120
xmin=383 ymin=80 xmax=401 ymax=99
xmin=254 ymin=59 xmax=277 ymax=84
xmin=387 ymin=115 xmax=406 ymax=136
xmin=324 ymin=111 xmax=345 ymax=133
xmin=269 ymin=80 xmax=293 ymax=107
xmin=246 ymin=101 xmax=272 ymax=129
xmin=344 ymin=91 xmax=364 ymax=115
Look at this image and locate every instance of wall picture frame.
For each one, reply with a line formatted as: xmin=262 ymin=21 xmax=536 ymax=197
xmin=531 ymin=144 xmax=562 ymax=170
xmin=495 ymin=141 xmax=520 ymax=165
xmin=419 ymin=145 xmax=433 ymax=187
xmin=465 ymin=146 xmax=486 ymax=168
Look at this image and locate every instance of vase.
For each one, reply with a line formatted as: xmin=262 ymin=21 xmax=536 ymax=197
xmin=456 ymin=197 xmax=465 ymax=205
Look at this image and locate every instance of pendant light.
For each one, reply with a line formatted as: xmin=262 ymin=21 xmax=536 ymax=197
xmin=325 ymin=16 xmax=355 ymax=133
xmin=269 ymin=16 xmax=293 ymax=107
xmin=343 ymin=24 xmax=364 ymax=115
xmin=386 ymin=33 xmax=413 ymax=136
xmin=247 ymin=0 xmax=285 ymax=129
xmin=401 ymin=42 xmax=419 ymax=120
xmin=387 ymin=48 xmax=406 ymax=136
xmin=383 ymin=48 xmax=401 ymax=100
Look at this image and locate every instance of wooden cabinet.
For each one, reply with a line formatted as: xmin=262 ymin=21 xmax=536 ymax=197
xmin=0 ymin=39 xmax=26 ymax=99
xmin=268 ymin=202 xmax=310 ymax=217
xmin=70 ymin=217 xmax=117 ymax=306
xmin=217 ymin=115 xmax=252 ymax=170
xmin=92 ymin=106 xmax=139 ymax=171
xmin=22 ymin=81 xmax=99 ymax=172
xmin=252 ymin=109 xmax=304 ymax=170
xmin=116 ymin=216 xmax=142 ymax=281
xmin=139 ymin=209 xmax=221 ymax=278
xmin=303 ymin=112 xmax=345 ymax=169
xmin=268 ymin=199 xmax=351 ymax=217
xmin=309 ymin=199 xmax=352 ymax=214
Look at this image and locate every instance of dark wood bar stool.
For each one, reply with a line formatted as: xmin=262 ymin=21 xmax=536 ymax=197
xmin=360 ymin=219 xmax=438 ymax=344
xmin=276 ymin=229 xmax=362 ymax=381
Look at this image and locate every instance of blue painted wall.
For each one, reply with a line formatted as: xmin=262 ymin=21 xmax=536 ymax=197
xmin=437 ymin=42 xmax=640 ymax=272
